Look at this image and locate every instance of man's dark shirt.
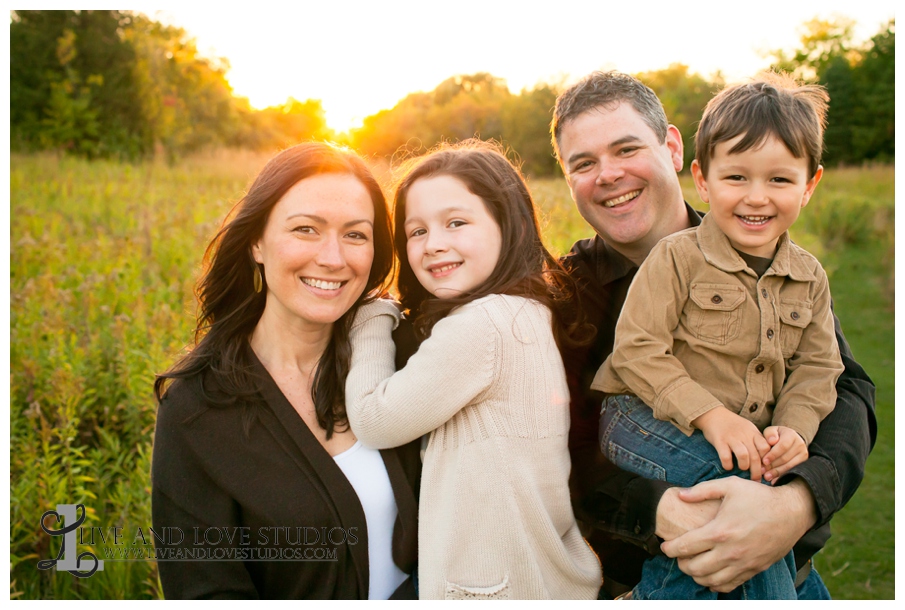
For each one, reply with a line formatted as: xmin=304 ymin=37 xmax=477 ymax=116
xmin=560 ymin=204 xmax=877 ymax=587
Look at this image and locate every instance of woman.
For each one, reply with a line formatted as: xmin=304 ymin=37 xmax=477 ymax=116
xmin=152 ymin=143 xmax=420 ymax=599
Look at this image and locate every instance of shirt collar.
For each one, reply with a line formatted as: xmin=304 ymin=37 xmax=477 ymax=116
xmin=571 ymin=202 xmax=704 ymax=285
xmin=696 ymin=213 xmax=816 ymax=281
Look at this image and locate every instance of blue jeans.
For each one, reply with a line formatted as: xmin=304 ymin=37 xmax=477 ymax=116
xmin=599 ymin=394 xmax=798 ymax=600
xmin=796 ymin=564 xmax=832 ymax=600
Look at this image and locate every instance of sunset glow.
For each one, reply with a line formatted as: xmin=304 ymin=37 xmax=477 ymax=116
xmin=135 ymin=2 xmax=894 ymax=132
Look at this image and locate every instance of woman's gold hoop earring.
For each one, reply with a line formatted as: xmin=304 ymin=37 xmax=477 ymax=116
xmin=253 ymin=265 xmax=263 ymax=293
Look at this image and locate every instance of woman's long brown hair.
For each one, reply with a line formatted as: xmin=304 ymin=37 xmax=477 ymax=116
xmin=155 ymin=142 xmax=394 ymax=439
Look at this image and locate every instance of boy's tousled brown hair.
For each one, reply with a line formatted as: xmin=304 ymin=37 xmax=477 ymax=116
xmin=694 ymin=71 xmax=829 ymax=179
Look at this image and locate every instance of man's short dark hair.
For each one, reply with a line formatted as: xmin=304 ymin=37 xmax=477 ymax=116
xmin=551 ymin=71 xmax=668 ymax=160
xmin=694 ymin=71 xmax=829 ymax=179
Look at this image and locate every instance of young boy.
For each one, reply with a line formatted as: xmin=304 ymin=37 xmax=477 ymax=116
xmin=592 ymin=73 xmax=844 ymax=600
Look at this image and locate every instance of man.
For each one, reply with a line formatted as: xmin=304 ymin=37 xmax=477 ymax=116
xmin=551 ymin=71 xmax=876 ymax=598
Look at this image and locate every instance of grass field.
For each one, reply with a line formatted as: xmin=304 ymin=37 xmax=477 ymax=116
xmin=9 ymin=152 xmax=894 ymax=599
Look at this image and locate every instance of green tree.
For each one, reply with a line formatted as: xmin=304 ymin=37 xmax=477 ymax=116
xmin=352 ymin=92 xmax=436 ymax=159
xmin=820 ymin=54 xmax=858 ymax=164
xmin=10 ymin=10 xmax=68 ymax=148
xmin=500 ymin=83 xmax=561 ymax=176
xmin=426 ymin=73 xmax=510 ymax=144
xmin=851 ymin=20 xmax=894 ymax=162
xmin=768 ymin=17 xmax=895 ymax=166
xmin=10 ymin=10 xmax=144 ymax=156
xmin=39 ymin=29 xmax=102 ymax=155
xmin=635 ymin=64 xmax=720 ymax=170
xmin=239 ymin=97 xmax=332 ymax=150
xmin=11 ymin=10 xmax=334 ymax=159
xmin=351 ymin=73 xmax=512 ymax=161
xmin=770 ymin=17 xmax=859 ymax=81
xmin=124 ymin=13 xmax=243 ymax=158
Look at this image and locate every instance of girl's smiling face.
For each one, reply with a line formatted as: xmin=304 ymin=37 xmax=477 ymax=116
xmin=403 ymin=174 xmax=502 ymax=299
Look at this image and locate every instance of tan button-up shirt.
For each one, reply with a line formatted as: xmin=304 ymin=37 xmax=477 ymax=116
xmin=592 ymin=213 xmax=843 ymax=445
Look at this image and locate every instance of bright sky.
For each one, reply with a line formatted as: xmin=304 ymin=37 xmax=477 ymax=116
xmin=137 ymin=1 xmax=895 ymax=132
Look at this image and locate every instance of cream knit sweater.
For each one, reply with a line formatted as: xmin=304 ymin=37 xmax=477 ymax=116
xmin=346 ymin=295 xmax=601 ymax=600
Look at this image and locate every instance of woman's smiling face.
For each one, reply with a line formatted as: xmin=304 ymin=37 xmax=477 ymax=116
xmin=252 ymin=172 xmax=375 ymax=329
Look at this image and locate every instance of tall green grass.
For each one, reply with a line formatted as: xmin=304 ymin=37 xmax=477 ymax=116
xmin=9 ymin=154 xmax=894 ymax=599
xmin=10 ymin=151 xmax=270 ymax=599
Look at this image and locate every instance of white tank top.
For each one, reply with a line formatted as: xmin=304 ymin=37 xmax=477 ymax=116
xmin=333 ymin=441 xmax=408 ymax=599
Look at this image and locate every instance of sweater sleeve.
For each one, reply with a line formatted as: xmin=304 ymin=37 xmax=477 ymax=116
xmin=592 ymin=239 xmax=723 ymax=432
xmin=346 ymin=301 xmax=496 ymax=449
xmin=772 ymin=265 xmax=844 ymax=444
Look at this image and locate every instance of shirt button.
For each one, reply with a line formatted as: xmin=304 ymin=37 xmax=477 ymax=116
xmin=791 ymin=311 xmax=800 ymax=321
xmin=755 ymin=364 xmax=765 ymax=373
xmin=767 ymin=329 xmax=774 ymax=339
xmin=761 ymin=289 xmax=768 ymax=298
xmin=749 ymin=403 xmax=758 ymax=413
xmin=711 ymin=295 xmax=723 ymax=304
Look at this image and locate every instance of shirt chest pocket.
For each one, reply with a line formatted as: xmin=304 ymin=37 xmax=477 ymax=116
xmin=688 ymin=284 xmax=746 ymax=345
xmin=779 ymin=299 xmax=813 ymax=358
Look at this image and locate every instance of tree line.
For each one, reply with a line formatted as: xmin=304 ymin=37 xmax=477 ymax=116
xmin=10 ymin=11 xmax=894 ymax=173
xmin=10 ymin=11 xmax=331 ymax=161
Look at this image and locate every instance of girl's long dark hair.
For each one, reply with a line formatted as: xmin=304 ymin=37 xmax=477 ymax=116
xmin=155 ymin=142 xmax=394 ymax=438
xmin=393 ymin=139 xmax=592 ymax=351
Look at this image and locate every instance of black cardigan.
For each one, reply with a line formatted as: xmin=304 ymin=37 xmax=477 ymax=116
xmin=151 ymin=351 xmax=421 ymax=599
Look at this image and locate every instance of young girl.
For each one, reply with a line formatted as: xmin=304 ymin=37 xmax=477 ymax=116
xmin=345 ymin=141 xmax=602 ymax=600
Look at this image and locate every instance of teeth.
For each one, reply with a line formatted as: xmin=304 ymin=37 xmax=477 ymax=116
xmin=738 ymin=215 xmax=772 ymax=225
xmin=302 ymin=278 xmax=342 ymax=290
xmin=432 ymin=263 xmax=461 ymax=274
xmin=603 ymin=190 xmax=641 ymax=208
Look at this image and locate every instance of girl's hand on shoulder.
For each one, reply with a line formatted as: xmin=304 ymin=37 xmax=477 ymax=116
xmin=692 ymin=406 xmax=770 ymax=482
xmin=761 ymin=426 xmax=809 ymax=484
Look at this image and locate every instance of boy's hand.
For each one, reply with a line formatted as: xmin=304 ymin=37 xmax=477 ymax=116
xmin=692 ymin=406 xmax=771 ymax=482
xmin=762 ymin=426 xmax=809 ymax=484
